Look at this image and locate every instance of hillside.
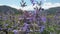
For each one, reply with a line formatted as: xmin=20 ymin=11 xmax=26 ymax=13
xmin=0 ymin=5 xmax=23 ymax=15
xmin=46 ymin=7 xmax=60 ymax=15
xmin=0 ymin=5 xmax=60 ymax=15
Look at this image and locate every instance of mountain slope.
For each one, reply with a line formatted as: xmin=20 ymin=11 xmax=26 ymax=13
xmin=0 ymin=5 xmax=23 ymax=15
xmin=46 ymin=7 xmax=60 ymax=15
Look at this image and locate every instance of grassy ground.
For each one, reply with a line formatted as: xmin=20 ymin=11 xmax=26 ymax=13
xmin=0 ymin=15 xmax=60 ymax=34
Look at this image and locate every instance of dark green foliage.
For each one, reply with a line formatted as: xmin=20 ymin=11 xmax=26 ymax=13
xmin=41 ymin=30 xmax=50 ymax=34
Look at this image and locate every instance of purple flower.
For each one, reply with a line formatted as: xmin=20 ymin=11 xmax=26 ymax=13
xmin=22 ymin=23 xmax=30 ymax=32
xmin=3 ymin=16 xmax=7 ymax=20
xmin=22 ymin=23 xmax=28 ymax=31
xmin=0 ymin=27 xmax=2 ymax=30
xmin=4 ymin=24 xmax=8 ymax=26
xmin=0 ymin=16 xmax=2 ymax=19
xmin=13 ymin=30 xmax=18 ymax=34
xmin=40 ymin=25 xmax=45 ymax=32
xmin=0 ymin=16 xmax=2 ymax=18
xmin=40 ymin=28 xmax=44 ymax=32
xmin=8 ymin=28 xmax=12 ymax=31
xmin=41 ymin=16 xmax=46 ymax=23
xmin=30 ymin=0 xmax=34 ymax=3
xmin=30 ymin=0 xmax=35 ymax=5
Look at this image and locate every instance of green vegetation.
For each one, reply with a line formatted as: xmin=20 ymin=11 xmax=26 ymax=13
xmin=0 ymin=5 xmax=60 ymax=34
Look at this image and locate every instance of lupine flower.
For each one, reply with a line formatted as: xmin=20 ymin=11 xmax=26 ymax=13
xmin=22 ymin=22 xmax=30 ymax=34
xmin=37 ymin=21 xmax=40 ymax=26
xmin=0 ymin=27 xmax=2 ymax=30
xmin=0 ymin=16 xmax=2 ymax=18
xmin=30 ymin=0 xmax=35 ymax=5
xmin=0 ymin=16 xmax=2 ymax=19
xmin=13 ymin=30 xmax=18 ymax=34
xmin=22 ymin=23 xmax=29 ymax=31
xmin=30 ymin=0 xmax=34 ymax=3
xmin=26 ymin=28 xmax=30 ymax=32
xmin=4 ymin=24 xmax=8 ymax=26
xmin=8 ymin=28 xmax=13 ymax=31
xmin=3 ymin=16 xmax=7 ymax=20
xmin=40 ymin=25 xmax=45 ymax=32
xmin=41 ymin=16 xmax=46 ymax=23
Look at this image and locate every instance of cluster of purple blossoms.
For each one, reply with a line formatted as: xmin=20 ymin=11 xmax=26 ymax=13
xmin=41 ymin=16 xmax=46 ymax=23
xmin=4 ymin=24 xmax=9 ymax=27
xmin=13 ymin=30 xmax=18 ymax=34
xmin=22 ymin=22 xmax=30 ymax=34
xmin=40 ymin=25 xmax=45 ymax=32
xmin=22 ymin=23 xmax=29 ymax=31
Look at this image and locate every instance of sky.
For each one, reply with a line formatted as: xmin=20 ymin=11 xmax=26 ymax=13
xmin=0 ymin=0 xmax=60 ymax=10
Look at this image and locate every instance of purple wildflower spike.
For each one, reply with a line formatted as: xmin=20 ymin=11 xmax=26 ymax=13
xmin=30 ymin=0 xmax=35 ymax=6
